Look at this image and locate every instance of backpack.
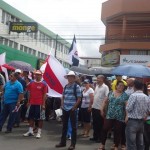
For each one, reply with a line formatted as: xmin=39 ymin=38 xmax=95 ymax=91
xmin=64 ymin=83 xmax=82 ymax=108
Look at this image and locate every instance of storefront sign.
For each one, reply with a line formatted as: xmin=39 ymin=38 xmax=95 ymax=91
xmin=9 ymin=22 xmax=38 ymax=33
xmin=101 ymin=50 xmax=120 ymax=67
xmin=120 ymin=55 xmax=150 ymax=66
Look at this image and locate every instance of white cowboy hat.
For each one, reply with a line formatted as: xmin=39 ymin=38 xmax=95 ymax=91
xmin=64 ymin=71 xmax=76 ymax=79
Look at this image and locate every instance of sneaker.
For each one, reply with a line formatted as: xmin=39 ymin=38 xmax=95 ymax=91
xmin=23 ymin=131 xmax=34 ymax=137
xmin=36 ymin=133 xmax=41 ymax=139
xmin=5 ymin=130 xmax=12 ymax=134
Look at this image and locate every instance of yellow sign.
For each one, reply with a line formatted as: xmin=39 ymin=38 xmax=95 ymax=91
xmin=9 ymin=22 xmax=38 ymax=33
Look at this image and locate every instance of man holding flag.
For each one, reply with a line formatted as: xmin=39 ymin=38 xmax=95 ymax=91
xmin=68 ymin=35 xmax=79 ymax=66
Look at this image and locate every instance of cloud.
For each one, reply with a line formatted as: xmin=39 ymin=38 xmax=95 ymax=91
xmin=4 ymin=0 xmax=107 ymax=57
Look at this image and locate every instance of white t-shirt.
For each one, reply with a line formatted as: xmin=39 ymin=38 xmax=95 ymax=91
xmin=81 ymin=87 xmax=94 ymax=108
xmin=92 ymin=83 xmax=109 ymax=110
xmin=125 ymin=87 xmax=134 ymax=96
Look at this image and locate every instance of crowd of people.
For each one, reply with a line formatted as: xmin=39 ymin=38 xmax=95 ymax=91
xmin=0 ymin=69 xmax=150 ymax=150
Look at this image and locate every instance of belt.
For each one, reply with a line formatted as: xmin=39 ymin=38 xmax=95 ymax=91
xmin=128 ymin=118 xmax=143 ymax=121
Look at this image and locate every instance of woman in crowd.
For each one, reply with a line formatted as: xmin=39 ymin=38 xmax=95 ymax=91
xmin=80 ymin=79 xmax=94 ymax=137
xmin=98 ymin=81 xmax=128 ymax=150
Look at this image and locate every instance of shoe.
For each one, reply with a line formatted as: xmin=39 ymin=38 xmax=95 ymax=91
xmin=14 ymin=124 xmax=20 ymax=128
xmin=110 ymin=144 xmax=115 ymax=150
xmin=45 ymin=118 xmax=49 ymax=121
xmin=5 ymin=130 xmax=12 ymax=133
xmin=68 ymin=145 xmax=75 ymax=150
xmin=50 ymin=116 xmax=55 ymax=120
xmin=82 ymin=134 xmax=89 ymax=138
xmin=97 ymin=147 xmax=105 ymax=150
xmin=89 ymin=137 xmax=97 ymax=141
xmin=23 ymin=131 xmax=34 ymax=137
xmin=36 ymin=133 xmax=41 ymax=139
xmin=33 ymin=127 xmax=38 ymax=133
xmin=121 ymin=145 xmax=126 ymax=150
xmin=55 ymin=143 xmax=66 ymax=148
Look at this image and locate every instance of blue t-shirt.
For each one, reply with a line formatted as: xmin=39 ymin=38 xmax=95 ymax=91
xmin=4 ymin=80 xmax=23 ymax=104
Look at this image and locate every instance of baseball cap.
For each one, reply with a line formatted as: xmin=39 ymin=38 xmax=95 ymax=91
xmin=83 ymin=79 xmax=90 ymax=84
xmin=34 ymin=70 xmax=42 ymax=75
xmin=15 ymin=69 xmax=22 ymax=73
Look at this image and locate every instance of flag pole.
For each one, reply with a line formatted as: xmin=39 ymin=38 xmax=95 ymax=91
xmin=54 ymin=34 xmax=58 ymax=59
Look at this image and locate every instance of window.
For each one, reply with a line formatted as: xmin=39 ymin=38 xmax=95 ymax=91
xmin=20 ymin=45 xmax=23 ymax=51
xmin=28 ymin=48 xmax=32 ymax=54
xmin=11 ymin=15 xmax=15 ymax=22
xmin=0 ymin=37 xmax=4 ymax=44
xmin=4 ymin=38 xmax=8 ymax=46
xmin=24 ymin=46 xmax=28 ymax=53
xmin=1 ymin=11 xmax=5 ymax=23
xmin=14 ymin=42 xmax=18 ymax=49
xmin=9 ymin=40 xmax=13 ymax=47
xmin=33 ymin=49 xmax=36 ymax=55
xmin=130 ymin=50 xmax=147 ymax=55
xmin=34 ymin=33 xmax=37 ymax=39
xmin=16 ymin=18 xmax=20 ymax=22
xmin=38 ymin=52 xmax=41 ymax=58
xmin=29 ymin=33 xmax=34 ymax=39
xmin=6 ymin=13 xmax=10 ymax=25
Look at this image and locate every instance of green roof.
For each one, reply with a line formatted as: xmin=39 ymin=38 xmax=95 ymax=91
xmin=0 ymin=0 xmax=71 ymax=48
xmin=0 ymin=44 xmax=38 ymax=68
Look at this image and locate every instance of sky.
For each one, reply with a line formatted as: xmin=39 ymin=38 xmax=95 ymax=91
xmin=3 ymin=0 xmax=107 ymax=57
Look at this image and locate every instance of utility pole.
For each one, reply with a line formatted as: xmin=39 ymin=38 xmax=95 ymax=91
xmin=54 ymin=34 xmax=58 ymax=58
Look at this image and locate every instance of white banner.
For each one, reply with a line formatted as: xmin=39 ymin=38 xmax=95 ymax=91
xmin=120 ymin=55 xmax=150 ymax=66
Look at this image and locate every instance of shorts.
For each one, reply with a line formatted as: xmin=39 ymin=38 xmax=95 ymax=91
xmin=26 ymin=105 xmax=45 ymax=120
xmin=81 ymin=108 xmax=91 ymax=123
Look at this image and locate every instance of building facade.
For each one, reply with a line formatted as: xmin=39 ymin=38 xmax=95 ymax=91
xmin=80 ymin=57 xmax=101 ymax=68
xmin=0 ymin=1 xmax=71 ymax=68
xmin=100 ymin=0 xmax=150 ymax=67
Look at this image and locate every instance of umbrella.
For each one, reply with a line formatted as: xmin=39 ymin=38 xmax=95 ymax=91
xmin=111 ymin=64 xmax=150 ymax=78
xmin=8 ymin=61 xmax=34 ymax=71
xmin=70 ymin=66 xmax=92 ymax=75
xmin=1 ymin=64 xmax=15 ymax=70
xmin=89 ymin=66 xmax=113 ymax=76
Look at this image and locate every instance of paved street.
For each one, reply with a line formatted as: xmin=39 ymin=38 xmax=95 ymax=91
xmin=0 ymin=120 xmax=113 ymax=150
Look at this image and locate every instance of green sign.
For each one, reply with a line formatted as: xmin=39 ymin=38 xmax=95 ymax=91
xmin=9 ymin=22 xmax=38 ymax=33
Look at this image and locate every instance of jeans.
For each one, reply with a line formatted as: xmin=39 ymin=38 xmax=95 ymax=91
xmin=0 ymin=103 xmax=17 ymax=131
xmin=67 ymin=109 xmax=78 ymax=138
xmin=144 ymin=122 xmax=150 ymax=150
xmin=60 ymin=109 xmax=77 ymax=146
xmin=125 ymin=119 xmax=144 ymax=150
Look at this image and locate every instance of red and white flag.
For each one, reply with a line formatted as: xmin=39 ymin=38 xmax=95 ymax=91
xmin=0 ymin=52 xmax=8 ymax=82
xmin=43 ymin=55 xmax=67 ymax=97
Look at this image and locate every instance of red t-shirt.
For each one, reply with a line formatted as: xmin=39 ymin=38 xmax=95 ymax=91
xmin=27 ymin=80 xmax=47 ymax=105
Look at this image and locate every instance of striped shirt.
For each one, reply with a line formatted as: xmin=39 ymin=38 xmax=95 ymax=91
xmin=126 ymin=90 xmax=150 ymax=119
xmin=63 ymin=83 xmax=82 ymax=111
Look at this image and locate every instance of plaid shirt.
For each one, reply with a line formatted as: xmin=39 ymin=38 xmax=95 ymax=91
xmin=63 ymin=83 xmax=81 ymax=111
xmin=126 ymin=90 xmax=150 ymax=119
